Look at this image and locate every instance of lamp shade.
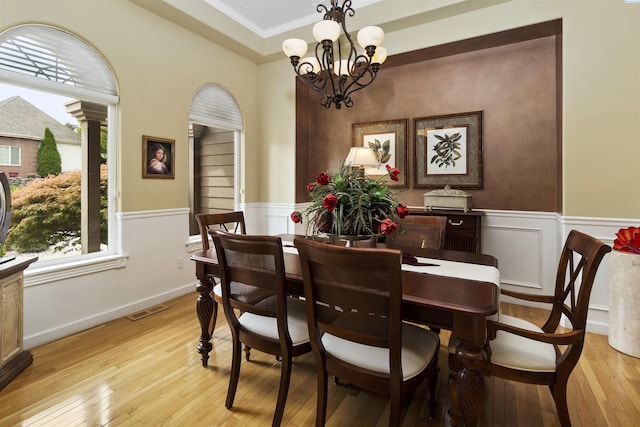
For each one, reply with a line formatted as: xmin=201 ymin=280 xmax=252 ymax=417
xmin=371 ymin=46 xmax=387 ymax=65
xmin=282 ymin=38 xmax=308 ymax=58
xmin=299 ymin=57 xmax=321 ymax=75
xmin=357 ymin=26 xmax=384 ymax=48
xmin=333 ymin=59 xmax=351 ymax=76
xmin=313 ymin=20 xmax=341 ymax=43
xmin=344 ymin=147 xmax=379 ymax=167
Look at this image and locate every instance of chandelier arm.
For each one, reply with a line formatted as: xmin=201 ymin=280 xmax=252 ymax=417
xmin=291 ymin=55 xmax=334 ymax=108
xmin=342 ymin=54 xmax=378 ymax=92
xmin=343 ymin=69 xmax=378 ymax=101
xmin=319 ymin=42 xmax=341 ymax=107
xmin=284 ymin=0 xmax=383 ymax=109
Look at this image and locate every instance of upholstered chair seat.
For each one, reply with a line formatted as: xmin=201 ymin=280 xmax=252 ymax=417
xmin=322 ymin=322 xmax=439 ymax=380
xmin=488 ymin=314 xmax=557 ymax=372
xmin=238 ymin=297 xmax=309 ymax=346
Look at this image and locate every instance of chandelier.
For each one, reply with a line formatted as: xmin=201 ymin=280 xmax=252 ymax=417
xmin=282 ymin=0 xmax=387 ymax=109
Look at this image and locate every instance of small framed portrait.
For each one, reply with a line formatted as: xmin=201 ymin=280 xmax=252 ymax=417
xmin=142 ymin=135 xmax=175 ymax=179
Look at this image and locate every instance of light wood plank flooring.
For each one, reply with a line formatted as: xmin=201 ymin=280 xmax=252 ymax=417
xmin=1 ymin=293 xmax=639 ymax=426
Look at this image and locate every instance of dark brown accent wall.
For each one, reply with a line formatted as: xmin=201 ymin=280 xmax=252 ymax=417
xmin=295 ymin=20 xmax=562 ymax=213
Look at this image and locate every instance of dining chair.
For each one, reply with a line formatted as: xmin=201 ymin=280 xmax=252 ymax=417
xmin=452 ymin=230 xmax=610 ymax=427
xmin=212 ymin=231 xmax=311 ymax=427
xmin=195 ymin=211 xmax=246 ymax=335
xmin=386 ymin=215 xmax=447 ymax=250
xmin=295 ymin=237 xmax=440 ymax=426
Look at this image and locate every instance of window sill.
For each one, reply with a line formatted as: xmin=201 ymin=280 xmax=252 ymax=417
xmin=24 ymin=253 xmax=129 ymax=288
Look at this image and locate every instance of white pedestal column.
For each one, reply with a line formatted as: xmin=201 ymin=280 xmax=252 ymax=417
xmin=608 ymin=251 xmax=640 ymax=358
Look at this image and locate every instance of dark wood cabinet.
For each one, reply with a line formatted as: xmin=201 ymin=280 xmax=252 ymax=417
xmin=409 ymin=210 xmax=484 ymax=253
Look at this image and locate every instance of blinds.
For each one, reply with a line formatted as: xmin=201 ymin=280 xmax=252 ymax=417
xmin=0 ymin=24 xmax=117 ymax=101
xmin=190 ymin=85 xmax=243 ymax=130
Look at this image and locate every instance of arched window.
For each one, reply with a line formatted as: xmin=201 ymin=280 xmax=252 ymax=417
xmin=0 ymin=24 xmax=118 ymax=265
xmin=188 ymin=84 xmax=243 ymax=235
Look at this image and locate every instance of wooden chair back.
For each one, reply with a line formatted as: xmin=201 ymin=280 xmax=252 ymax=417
xmin=386 ymin=215 xmax=447 ymax=250
xmin=212 ymin=231 xmax=288 ymax=347
xmin=542 ymin=230 xmax=612 ymax=334
xmin=195 ymin=211 xmax=247 ymax=336
xmin=295 ymin=237 xmax=438 ymax=426
xmin=196 ymin=211 xmax=246 ymax=251
xmin=212 ymin=231 xmax=310 ymax=426
xmin=484 ymin=230 xmax=611 ymax=426
xmin=296 ymin=238 xmax=403 ymax=361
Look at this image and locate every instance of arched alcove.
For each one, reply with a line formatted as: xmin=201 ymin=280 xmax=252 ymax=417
xmin=188 ymin=84 xmax=243 ymax=234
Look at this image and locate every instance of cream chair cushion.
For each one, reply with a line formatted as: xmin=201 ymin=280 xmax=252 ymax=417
xmin=489 ymin=314 xmax=557 ymax=372
xmin=321 ymin=323 xmax=439 ymax=380
xmin=238 ymin=297 xmax=310 ymax=346
xmin=213 ymin=283 xmax=222 ymax=298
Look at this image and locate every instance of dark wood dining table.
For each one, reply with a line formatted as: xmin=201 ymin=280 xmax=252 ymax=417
xmin=191 ymin=235 xmax=499 ymax=426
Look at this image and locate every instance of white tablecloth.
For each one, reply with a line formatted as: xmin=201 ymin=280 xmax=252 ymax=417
xmin=283 ymin=241 xmax=500 ymax=287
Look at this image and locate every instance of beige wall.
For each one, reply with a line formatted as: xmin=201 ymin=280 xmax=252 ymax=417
xmin=260 ymin=0 xmax=640 ymax=219
xmin=3 ymin=0 xmax=639 ymax=219
xmin=1 ymin=0 xmax=260 ymax=212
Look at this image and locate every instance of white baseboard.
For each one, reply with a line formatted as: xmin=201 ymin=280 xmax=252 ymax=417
xmin=24 ymin=283 xmax=195 ymax=349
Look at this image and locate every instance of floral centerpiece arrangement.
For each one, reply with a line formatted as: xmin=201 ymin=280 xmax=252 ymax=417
xmin=291 ymin=163 xmax=408 ymax=238
xmin=613 ymin=226 xmax=640 ymax=254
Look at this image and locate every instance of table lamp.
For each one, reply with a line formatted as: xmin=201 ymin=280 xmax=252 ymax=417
xmin=344 ymin=147 xmax=379 ymax=177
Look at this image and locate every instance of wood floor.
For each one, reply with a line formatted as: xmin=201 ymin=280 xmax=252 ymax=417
xmin=1 ymin=292 xmax=639 ymax=426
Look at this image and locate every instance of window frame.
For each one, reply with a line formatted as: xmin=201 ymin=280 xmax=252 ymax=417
xmin=0 ymin=145 xmax=20 ymax=166
xmin=0 ymin=24 xmax=125 ymax=280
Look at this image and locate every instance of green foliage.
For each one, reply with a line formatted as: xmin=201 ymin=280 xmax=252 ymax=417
xmin=294 ymin=164 xmax=403 ymax=237
xmin=37 ymin=127 xmax=62 ymax=177
xmin=6 ymin=166 xmax=108 ymax=253
xmin=100 ymin=126 xmax=108 ymax=163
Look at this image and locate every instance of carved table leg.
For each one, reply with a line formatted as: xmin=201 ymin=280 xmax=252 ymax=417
xmin=448 ymin=314 xmax=490 ymax=426
xmin=196 ymin=276 xmax=213 ymax=367
xmin=448 ymin=341 xmax=487 ymax=426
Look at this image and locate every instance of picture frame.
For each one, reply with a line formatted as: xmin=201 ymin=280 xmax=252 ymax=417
xmin=352 ymin=119 xmax=408 ymax=187
xmin=142 ymin=135 xmax=175 ymax=179
xmin=414 ymin=111 xmax=483 ymax=189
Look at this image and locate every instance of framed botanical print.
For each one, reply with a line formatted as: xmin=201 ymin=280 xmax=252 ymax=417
xmin=414 ymin=111 xmax=483 ymax=188
xmin=352 ymin=119 xmax=408 ymax=187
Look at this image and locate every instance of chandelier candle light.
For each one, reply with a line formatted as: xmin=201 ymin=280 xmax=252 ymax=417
xmin=282 ymin=0 xmax=387 ymax=109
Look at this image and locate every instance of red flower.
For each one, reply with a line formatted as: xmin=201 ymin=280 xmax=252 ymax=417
xmin=323 ymin=194 xmax=338 ymax=212
xmin=290 ymin=211 xmax=302 ymax=224
xmin=386 ymin=164 xmax=400 ymax=182
xmin=396 ymin=204 xmax=409 ymax=219
xmin=614 ymin=227 xmax=640 ymax=254
xmin=317 ymin=172 xmax=331 ymax=185
xmin=380 ymin=218 xmax=398 ymax=235
xmin=307 ymin=183 xmax=316 ymax=192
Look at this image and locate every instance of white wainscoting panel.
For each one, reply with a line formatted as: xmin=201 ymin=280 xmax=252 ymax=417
xmin=242 ymin=202 xmax=298 ymax=236
xmin=482 ymin=210 xmax=560 ymax=297
xmin=484 ymin=226 xmax=543 ymax=290
xmin=23 ymin=208 xmax=197 ymax=349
